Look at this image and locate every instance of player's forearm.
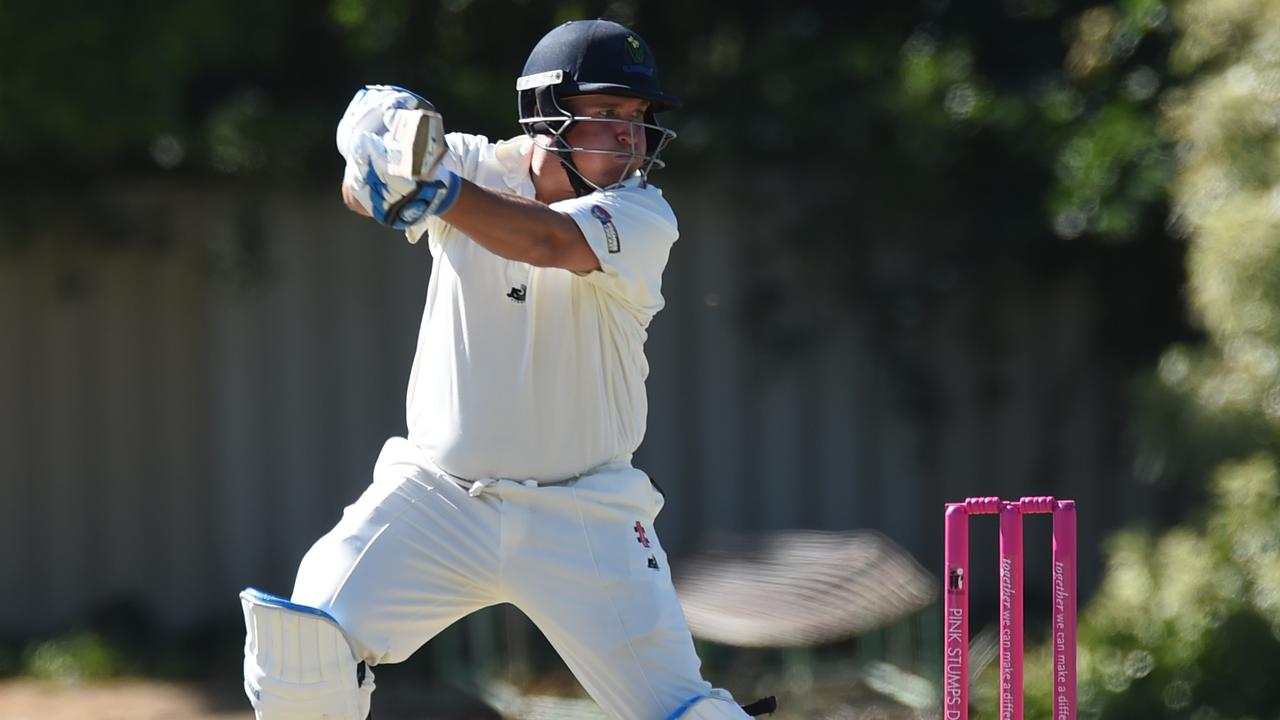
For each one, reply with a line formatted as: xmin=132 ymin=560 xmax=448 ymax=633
xmin=441 ymin=179 xmax=600 ymax=272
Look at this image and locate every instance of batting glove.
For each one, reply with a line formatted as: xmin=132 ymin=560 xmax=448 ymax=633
xmin=336 ymin=85 xmax=430 ymax=163
xmin=345 ymin=133 xmax=460 ymax=229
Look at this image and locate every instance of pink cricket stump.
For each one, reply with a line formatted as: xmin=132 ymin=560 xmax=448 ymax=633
xmin=943 ymin=503 xmax=969 ymax=720
xmin=1054 ymin=500 xmax=1077 ymax=720
xmin=1000 ymin=501 xmax=1024 ymax=720
xmin=945 ymin=496 xmax=1076 ymax=720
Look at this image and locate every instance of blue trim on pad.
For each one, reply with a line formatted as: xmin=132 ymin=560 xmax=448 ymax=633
xmin=241 ymin=587 xmax=340 ymax=624
xmin=666 ymin=693 xmax=707 ymax=719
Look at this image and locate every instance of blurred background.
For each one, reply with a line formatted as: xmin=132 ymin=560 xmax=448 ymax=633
xmin=3 ymin=0 xmax=1280 ymax=717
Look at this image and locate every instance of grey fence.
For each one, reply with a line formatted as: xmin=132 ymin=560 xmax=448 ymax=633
xmin=0 ymin=177 xmax=1143 ymax=637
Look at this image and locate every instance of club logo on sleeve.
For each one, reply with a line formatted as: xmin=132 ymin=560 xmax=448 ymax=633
xmin=591 ymin=205 xmax=621 ymax=254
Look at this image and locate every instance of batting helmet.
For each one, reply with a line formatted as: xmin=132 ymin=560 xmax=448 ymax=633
xmin=517 ymin=19 xmax=680 ymax=193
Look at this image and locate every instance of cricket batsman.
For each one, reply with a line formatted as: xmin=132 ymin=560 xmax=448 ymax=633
xmin=239 ymin=18 xmax=775 ymax=720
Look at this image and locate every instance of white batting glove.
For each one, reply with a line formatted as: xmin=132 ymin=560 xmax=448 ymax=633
xmin=345 ymin=132 xmax=460 ymax=229
xmin=336 ymin=85 xmax=431 ymax=163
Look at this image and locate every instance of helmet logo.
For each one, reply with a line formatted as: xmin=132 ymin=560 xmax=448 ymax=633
xmin=625 ymin=36 xmax=644 ymax=63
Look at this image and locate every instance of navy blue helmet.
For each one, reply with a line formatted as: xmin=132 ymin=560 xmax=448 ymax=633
xmin=517 ymin=19 xmax=680 ymax=193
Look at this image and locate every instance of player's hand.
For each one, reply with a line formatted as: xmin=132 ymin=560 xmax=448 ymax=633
xmin=344 ymin=133 xmax=460 ymax=229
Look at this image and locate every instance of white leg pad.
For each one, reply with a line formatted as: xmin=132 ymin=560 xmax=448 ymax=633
xmin=667 ymin=690 xmax=755 ymax=719
xmin=241 ymin=588 xmax=373 ymax=720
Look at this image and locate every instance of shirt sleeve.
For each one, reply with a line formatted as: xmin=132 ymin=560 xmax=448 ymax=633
xmin=551 ymin=185 xmax=679 ymax=318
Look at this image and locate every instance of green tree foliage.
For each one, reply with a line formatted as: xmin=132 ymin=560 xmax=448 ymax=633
xmin=0 ymin=2 xmax=1192 ymax=364
xmin=994 ymin=1 xmax=1280 ymax=716
xmin=22 ymin=631 xmax=128 ymax=682
xmin=0 ymin=1 xmax=1176 ymax=240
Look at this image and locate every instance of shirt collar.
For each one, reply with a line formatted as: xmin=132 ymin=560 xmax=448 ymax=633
xmin=494 ymin=135 xmax=536 ymax=193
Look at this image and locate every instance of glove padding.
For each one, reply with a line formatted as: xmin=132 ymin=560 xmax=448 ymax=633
xmin=337 ymin=85 xmax=447 ymax=182
xmin=336 ymin=85 xmax=427 ymax=161
xmin=344 ymin=132 xmax=460 ymax=230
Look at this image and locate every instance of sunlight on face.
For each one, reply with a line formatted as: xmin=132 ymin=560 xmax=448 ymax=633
xmin=561 ymin=94 xmax=651 ymax=185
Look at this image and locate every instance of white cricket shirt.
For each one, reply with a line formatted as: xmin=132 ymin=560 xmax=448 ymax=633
xmin=402 ymin=133 xmax=678 ymax=482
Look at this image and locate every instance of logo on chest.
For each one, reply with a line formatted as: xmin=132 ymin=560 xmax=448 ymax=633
xmin=507 ymin=284 xmax=527 ymax=303
xmin=635 ymin=521 xmax=661 ymax=571
xmin=634 ymin=521 xmax=651 ymax=548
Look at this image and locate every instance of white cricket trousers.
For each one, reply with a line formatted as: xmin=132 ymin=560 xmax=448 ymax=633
xmin=291 ymin=437 xmax=729 ymax=720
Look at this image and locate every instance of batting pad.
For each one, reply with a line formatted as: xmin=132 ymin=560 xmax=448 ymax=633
xmin=240 ymin=588 xmax=372 ymax=720
xmin=666 ymin=690 xmax=755 ymax=719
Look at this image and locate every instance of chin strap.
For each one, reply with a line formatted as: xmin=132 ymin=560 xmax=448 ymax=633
xmin=560 ymin=155 xmax=596 ymax=198
xmin=549 ymin=134 xmax=597 ymax=198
